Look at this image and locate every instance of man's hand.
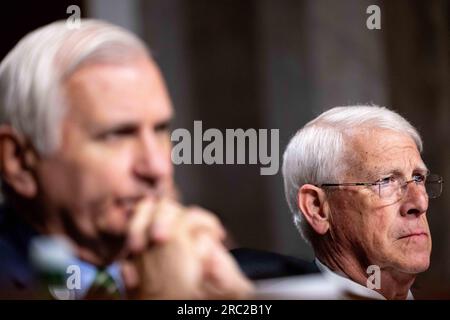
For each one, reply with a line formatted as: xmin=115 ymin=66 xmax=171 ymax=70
xmin=122 ymin=199 xmax=253 ymax=299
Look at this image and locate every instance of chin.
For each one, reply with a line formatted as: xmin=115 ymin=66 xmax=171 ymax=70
xmin=397 ymin=254 xmax=430 ymax=274
xmin=391 ymin=238 xmax=432 ymax=274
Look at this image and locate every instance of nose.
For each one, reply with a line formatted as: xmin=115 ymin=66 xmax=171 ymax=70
xmin=133 ymin=129 xmax=172 ymax=188
xmin=400 ymin=181 xmax=429 ymax=217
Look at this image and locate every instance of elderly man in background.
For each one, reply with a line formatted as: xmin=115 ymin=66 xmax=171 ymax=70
xmin=0 ymin=19 xmax=252 ymax=299
xmin=282 ymin=106 xmax=443 ymax=299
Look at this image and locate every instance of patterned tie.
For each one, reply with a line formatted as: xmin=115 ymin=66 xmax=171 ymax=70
xmin=84 ymin=269 xmax=121 ymax=300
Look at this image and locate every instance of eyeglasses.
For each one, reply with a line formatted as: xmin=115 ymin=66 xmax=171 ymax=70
xmin=318 ymin=173 xmax=443 ymax=203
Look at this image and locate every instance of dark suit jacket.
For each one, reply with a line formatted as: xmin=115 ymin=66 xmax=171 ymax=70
xmin=231 ymin=248 xmax=319 ymax=280
xmin=0 ymin=208 xmax=42 ymax=298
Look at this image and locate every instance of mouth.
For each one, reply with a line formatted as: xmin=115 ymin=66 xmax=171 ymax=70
xmin=398 ymin=231 xmax=428 ymax=240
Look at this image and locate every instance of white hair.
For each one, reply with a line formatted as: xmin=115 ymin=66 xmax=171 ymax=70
xmin=0 ymin=19 xmax=150 ymax=154
xmin=282 ymin=105 xmax=423 ymax=244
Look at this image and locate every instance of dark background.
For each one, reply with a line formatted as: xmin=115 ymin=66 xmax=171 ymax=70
xmin=1 ymin=0 xmax=448 ymax=297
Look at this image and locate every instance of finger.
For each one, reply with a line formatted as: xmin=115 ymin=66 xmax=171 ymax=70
xmin=127 ymin=199 xmax=156 ymax=254
xmin=133 ymin=229 xmax=204 ymax=299
xmin=148 ymin=199 xmax=184 ymax=242
xmin=184 ymin=207 xmax=226 ymax=241
xmin=202 ymin=243 xmax=254 ymax=299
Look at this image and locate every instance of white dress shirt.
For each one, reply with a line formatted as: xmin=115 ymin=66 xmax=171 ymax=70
xmin=315 ymin=258 xmax=414 ymax=300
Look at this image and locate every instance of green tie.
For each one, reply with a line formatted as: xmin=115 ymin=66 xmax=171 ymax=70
xmin=85 ymin=269 xmax=121 ymax=300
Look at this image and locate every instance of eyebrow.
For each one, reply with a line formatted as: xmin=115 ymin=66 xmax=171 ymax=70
xmin=92 ymin=119 xmax=137 ymax=131
xmin=367 ymin=165 xmax=429 ymax=180
xmin=91 ymin=122 xmax=138 ymax=137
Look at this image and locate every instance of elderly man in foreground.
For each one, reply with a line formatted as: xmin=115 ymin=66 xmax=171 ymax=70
xmin=282 ymin=105 xmax=443 ymax=299
xmin=0 ymin=19 xmax=252 ymax=299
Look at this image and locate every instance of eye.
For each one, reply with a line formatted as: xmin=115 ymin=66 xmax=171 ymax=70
xmin=413 ymin=173 xmax=426 ymax=183
xmin=154 ymin=121 xmax=170 ymax=135
xmin=96 ymin=125 xmax=138 ymax=141
xmin=377 ymin=176 xmax=395 ymax=186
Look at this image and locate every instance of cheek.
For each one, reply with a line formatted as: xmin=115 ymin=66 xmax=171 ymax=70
xmin=357 ymin=196 xmax=400 ymax=251
xmin=41 ymin=143 xmax=135 ymax=206
xmin=347 ymin=212 xmax=392 ymax=252
xmin=330 ymin=192 xmax=394 ymax=249
xmin=329 ymin=194 xmax=364 ymax=241
xmin=76 ymin=144 xmax=135 ymax=195
xmin=366 ymin=212 xmax=396 ymax=249
xmin=355 ymin=194 xmax=395 ymax=244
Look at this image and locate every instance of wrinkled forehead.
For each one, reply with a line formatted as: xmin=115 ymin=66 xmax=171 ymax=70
xmin=342 ymin=127 xmax=426 ymax=180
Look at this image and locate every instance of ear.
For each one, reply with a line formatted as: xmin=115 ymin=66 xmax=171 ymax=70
xmin=0 ymin=125 xmax=38 ymax=198
xmin=297 ymin=184 xmax=330 ymax=235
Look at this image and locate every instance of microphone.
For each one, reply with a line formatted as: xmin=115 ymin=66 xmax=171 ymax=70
xmin=29 ymin=235 xmax=79 ymax=300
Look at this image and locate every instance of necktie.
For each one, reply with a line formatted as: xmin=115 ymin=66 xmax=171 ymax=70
xmin=85 ymin=269 xmax=121 ymax=300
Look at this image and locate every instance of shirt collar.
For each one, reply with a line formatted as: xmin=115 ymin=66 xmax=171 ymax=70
xmin=315 ymin=258 xmax=414 ymax=300
xmin=74 ymin=258 xmax=125 ymax=299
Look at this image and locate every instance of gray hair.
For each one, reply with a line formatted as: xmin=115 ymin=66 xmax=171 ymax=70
xmin=0 ymin=19 xmax=150 ymax=154
xmin=282 ymin=105 xmax=423 ymax=243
